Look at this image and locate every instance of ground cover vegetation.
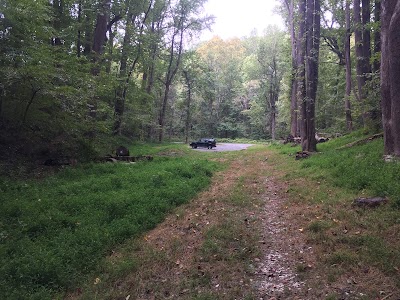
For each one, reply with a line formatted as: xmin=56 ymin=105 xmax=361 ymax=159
xmin=37 ymin=138 xmax=399 ymax=299
xmin=0 ymin=144 xmax=217 ymax=299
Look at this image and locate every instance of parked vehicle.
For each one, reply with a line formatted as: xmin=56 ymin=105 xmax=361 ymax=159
xmin=190 ymin=138 xmax=216 ymax=149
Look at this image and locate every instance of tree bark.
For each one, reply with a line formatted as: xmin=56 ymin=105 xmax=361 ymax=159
xmin=91 ymin=0 xmax=110 ymax=75
xmin=388 ymin=0 xmax=400 ymax=156
xmin=83 ymin=11 xmax=92 ymax=55
xmin=113 ymin=11 xmax=134 ymax=135
xmin=362 ymin=0 xmax=372 ymax=76
xmin=380 ymin=0 xmax=397 ymax=155
xmin=183 ymin=70 xmax=192 ymax=144
xmin=286 ymin=0 xmax=299 ymax=137
xmin=354 ymin=0 xmax=367 ymax=124
xmin=159 ymin=15 xmax=185 ymax=142
xmin=269 ymin=57 xmax=278 ymax=140
xmin=344 ymin=0 xmax=353 ymax=131
xmin=373 ymin=0 xmax=381 ymax=72
xmin=297 ymin=0 xmax=307 ymax=144
xmin=301 ymin=0 xmax=320 ymax=152
xmin=77 ymin=0 xmax=82 ymax=57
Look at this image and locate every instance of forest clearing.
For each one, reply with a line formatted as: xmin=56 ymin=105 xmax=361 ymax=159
xmin=1 ymin=136 xmax=400 ymax=299
xmin=2 ymin=0 xmax=400 ymax=299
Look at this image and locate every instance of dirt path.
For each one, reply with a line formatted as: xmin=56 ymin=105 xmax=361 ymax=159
xmin=85 ymin=148 xmax=319 ymax=299
xmin=254 ymin=175 xmax=314 ymax=299
xmin=75 ymin=147 xmax=400 ymax=299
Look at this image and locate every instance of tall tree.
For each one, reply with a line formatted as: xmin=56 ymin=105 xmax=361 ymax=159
xmin=381 ymin=0 xmax=400 ymax=157
xmin=158 ymin=0 xmax=211 ymax=141
xmin=300 ymin=0 xmax=320 ymax=152
xmin=92 ymin=0 xmax=111 ymax=75
xmin=284 ymin=0 xmax=300 ymax=137
xmin=354 ymin=0 xmax=372 ymax=126
xmin=344 ymin=0 xmax=353 ymax=131
xmin=256 ymin=28 xmax=284 ymax=140
xmin=113 ymin=0 xmax=153 ymax=135
xmin=373 ymin=0 xmax=381 ymax=72
xmin=181 ymin=51 xmax=201 ymax=143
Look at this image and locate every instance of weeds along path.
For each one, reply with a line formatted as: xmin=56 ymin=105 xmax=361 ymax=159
xmin=75 ymin=147 xmax=313 ymax=299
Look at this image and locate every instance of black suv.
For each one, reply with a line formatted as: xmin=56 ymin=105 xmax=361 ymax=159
xmin=190 ymin=138 xmax=216 ymax=149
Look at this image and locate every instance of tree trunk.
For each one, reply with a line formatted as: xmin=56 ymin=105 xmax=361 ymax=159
xmin=183 ymin=70 xmax=192 ymax=144
xmin=344 ymin=0 xmax=353 ymax=131
xmin=106 ymin=24 xmax=116 ymax=74
xmin=86 ymin=0 xmax=110 ymax=137
xmin=297 ymin=0 xmax=307 ymax=143
xmin=286 ymin=0 xmax=299 ymax=137
xmin=113 ymin=12 xmax=133 ymax=135
xmin=380 ymin=0 xmax=396 ymax=155
xmin=23 ymin=88 xmax=40 ymax=124
xmin=145 ymin=21 xmax=161 ymax=94
xmin=373 ymin=0 xmax=381 ymax=72
xmin=52 ymin=0 xmax=63 ymax=46
xmin=83 ymin=13 xmax=92 ymax=55
xmin=77 ymin=0 xmax=82 ymax=57
xmin=113 ymin=1 xmax=153 ymax=135
xmin=388 ymin=0 xmax=400 ymax=156
xmin=0 ymin=87 xmax=3 ymax=121
xmin=362 ymin=0 xmax=372 ymax=76
xmin=269 ymin=57 xmax=278 ymax=140
xmin=301 ymin=0 xmax=320 ymax=152
xmin=91 ymin=0 xmax=110 ymax=75
xmin=159 ymin=18 xmax=185 ymax=142
xmin=354 ymin=0 xmax=366 ymax=124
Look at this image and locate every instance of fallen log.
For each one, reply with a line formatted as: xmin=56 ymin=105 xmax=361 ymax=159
xmin=337 ymin=133 xmax=383 ymax=150
xmin=352 ymin=197 xmax=388 ymax=208
xmin=44 ymin=157 xmax=77 ymax=166
xmin=99 ymin=155 xmax=153 ymax=163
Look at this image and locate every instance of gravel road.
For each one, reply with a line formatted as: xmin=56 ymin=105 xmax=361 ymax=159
xmin=191 ymin=143 xmax=254 ymax=152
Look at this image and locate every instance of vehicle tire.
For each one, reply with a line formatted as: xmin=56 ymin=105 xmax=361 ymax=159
xmin=193 ymin=144 xmax=197 ymax=149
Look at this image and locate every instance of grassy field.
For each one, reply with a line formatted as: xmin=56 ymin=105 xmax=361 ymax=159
xmin=0 ymin=143 xmax=218 ymax=299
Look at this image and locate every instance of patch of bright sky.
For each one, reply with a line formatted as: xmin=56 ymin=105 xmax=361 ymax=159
xmin=200 ymin=0 xmax=285 ymax=41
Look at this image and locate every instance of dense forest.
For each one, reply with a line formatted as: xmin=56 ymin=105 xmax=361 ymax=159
xmin=1 ymin=0 xmax=400 ymax=160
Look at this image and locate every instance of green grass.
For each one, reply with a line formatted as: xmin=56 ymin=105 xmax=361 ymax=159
xmin=0 ymin=149 xmax=217 ymax=299
xmin=273 ymin=131 xmax=400 ymax=205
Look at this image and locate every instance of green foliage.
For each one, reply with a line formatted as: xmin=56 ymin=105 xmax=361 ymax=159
xmin=0 ymin=155 xmax=217 ymax=299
